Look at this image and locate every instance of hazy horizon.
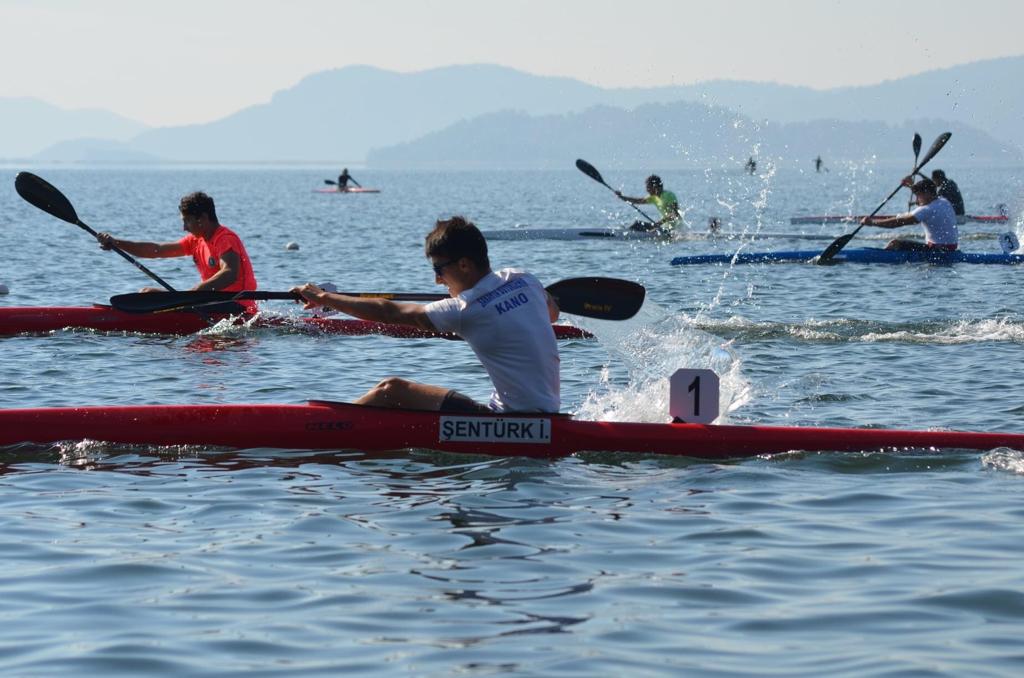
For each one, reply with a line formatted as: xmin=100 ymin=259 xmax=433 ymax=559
xmin=2 ymin=0 xmax=1022 ymax=127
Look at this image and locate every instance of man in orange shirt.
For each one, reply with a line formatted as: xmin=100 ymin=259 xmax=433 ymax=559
xmin=97 ymin=192 xmax=258 ymax=309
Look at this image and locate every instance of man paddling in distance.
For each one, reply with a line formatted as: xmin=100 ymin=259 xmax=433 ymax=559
xmin=291 ymin=216 xmax=560 ymax=414
xmin=860 ymin=177 xmax=959 ymax=252
xmin=336 ymin=168 xmax=361 ymax=191
xmin=96 ymin=192 xmax=259 ymax=310
xmin=615 ymin=174 xmax=681 ymax=235
xmin=930 ymin=169 xmax=966 ymax=217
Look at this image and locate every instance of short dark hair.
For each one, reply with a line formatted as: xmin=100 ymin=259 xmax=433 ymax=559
xmin=931 ymin=169 xmax=946 ymax=182
xmin=425 ymin=216 xmax=490 ymax=270
xmin=646 ymin=175 xmax=663 ymax=191
xmin=179 ymin=192 xmax=218 ymax=222
xmin=911 ymin=178 xmax=937 ymax=195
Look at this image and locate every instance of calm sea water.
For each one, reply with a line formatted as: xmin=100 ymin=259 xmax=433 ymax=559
xmin=2 ymin=164 xmax=1024 ymax=675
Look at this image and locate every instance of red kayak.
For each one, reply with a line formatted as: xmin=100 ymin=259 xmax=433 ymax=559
xmin=2 ymin=400 xmax=1022 ymax=458
xmin=0 ymin=305 xmax=590 ymax=340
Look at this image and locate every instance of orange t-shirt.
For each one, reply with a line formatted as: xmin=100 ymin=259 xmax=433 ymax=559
xmin=179 ymin=225 xmax=258 ymax=312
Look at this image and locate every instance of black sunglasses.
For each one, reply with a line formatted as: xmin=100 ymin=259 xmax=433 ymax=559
xmin=432 ymin=258 xmax=460 ymax=276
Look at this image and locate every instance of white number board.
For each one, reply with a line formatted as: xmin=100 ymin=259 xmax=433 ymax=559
xmin=669 ymin=369 xmax=720 ymax=424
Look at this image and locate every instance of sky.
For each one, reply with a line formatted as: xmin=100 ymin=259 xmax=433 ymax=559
xmin=1 ymin=0 xmax=1022 ymax=127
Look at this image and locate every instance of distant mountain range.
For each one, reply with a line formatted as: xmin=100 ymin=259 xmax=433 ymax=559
xmin=678 ymin=58 xmax=1024 ymax=154
xmin=365 ymin=103 xmax=1021 ymax=169
xmin=6 ymin=56 xmax=1022 ymax=166
xmin=0 ymin=97 xmax=148 ymax=160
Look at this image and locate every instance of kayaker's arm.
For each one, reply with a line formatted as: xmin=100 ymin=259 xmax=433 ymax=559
xmin=192 ymin=250 xmax=240 ymax=291
xmin=862 ymin=215 xmax=919 ymax=229
xmin=97 ymin=233 xmax=186 ymax=258
xmin=614 ymin=190 xmax=647 ymax=205
xmin=547 ymin=292 xmax=559 ymax=323
xmin=291 ymin=283 xmax=437 ymax=331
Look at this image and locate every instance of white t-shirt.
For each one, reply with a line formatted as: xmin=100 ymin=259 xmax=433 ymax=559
xmin=425 ymin=269 xmax=560 ymax=413
xmin=910 ymin=197 xmax=959 ymax=246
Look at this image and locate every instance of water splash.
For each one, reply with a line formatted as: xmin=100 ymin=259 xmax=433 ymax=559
xmin=572 ymin=302 xmax=750 ymax=423
xmin=982 ymin=449 xmax=1024 ymax=475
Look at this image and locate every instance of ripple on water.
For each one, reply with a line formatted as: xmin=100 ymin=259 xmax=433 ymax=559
xmin=3 ymin=168 xmax=1024 ymax=675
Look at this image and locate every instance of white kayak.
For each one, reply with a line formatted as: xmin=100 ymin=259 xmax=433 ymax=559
xmin=482 ymin=228 xmax=666 ymax=241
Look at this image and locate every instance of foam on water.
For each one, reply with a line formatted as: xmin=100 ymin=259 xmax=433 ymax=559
xmin=860 ymin=317 xmax=1024 ymax=344
xmin=573 ymin=302 xmax=750 ymax=423
xmin=695 ymin=315 xmax=1024 ymax=345
xmin=194 ymin=312 xmax=262 ymax=336
xmin=981 ymin=449 xmax=1024 ymax=475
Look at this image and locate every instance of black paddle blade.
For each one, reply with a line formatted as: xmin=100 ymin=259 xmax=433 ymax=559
xmin=324 ymin=179 xmax=336 ymax=185
xmin=110 ymin=290 xmax=301 ymax=314
xmin=912 ymin=133 xmax=922 ymax=158
xmin=110 ymin=289 xmax=450 ymax=314
xmin=15 ymin=172 xmax=79 ymax=224
xmin=575 ymin=159 xmax=606 ymax=186
xmin=917 ymin=132 xmax=951 ymax=170
xmin=110 ymin=291 xmax=247 ymax=314
xmin=547 ymin=277 xmax=645 ymax=321
xmin=816 ymin=232 xmax=856 ymax=263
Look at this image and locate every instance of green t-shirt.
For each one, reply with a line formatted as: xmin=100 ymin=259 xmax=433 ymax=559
xmin=644 ymin=190 xmax=680 ymax=221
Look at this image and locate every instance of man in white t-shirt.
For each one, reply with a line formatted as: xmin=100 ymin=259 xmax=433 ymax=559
xmin=861 ymin=177 xmax=959 ymax=252
xmin=291 ymin=216 xmax=561 ymax=413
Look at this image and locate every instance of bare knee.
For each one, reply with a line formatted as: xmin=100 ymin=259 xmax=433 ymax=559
xmin=365 ymin=377 xmax=413 ymax=403
xmin=355 ymin=377 xmax=450 ymax=410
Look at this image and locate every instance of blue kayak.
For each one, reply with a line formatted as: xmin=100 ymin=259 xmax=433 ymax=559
xmin=670 ymin=247 xmax=1024 ymax=266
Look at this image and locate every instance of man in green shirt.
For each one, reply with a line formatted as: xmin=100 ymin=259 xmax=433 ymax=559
xmin=615 ymin=174 xmax=681 ymax=235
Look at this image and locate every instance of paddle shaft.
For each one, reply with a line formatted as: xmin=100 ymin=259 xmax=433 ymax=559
xmin=842 ymin=183 xmax=916 ymax=244
xmin=196 ymin=290 xmax=446 ymax=302
xmin=575 ymin=160 xmax=655 ymax=223
xmin=184 ymin=292 xmax=446 ymax=315
xmin=111 ymin=277 xmax=646 ymax=321
xmin=610 ymin=184 xmax=655 ymax=223
xmin=111 ymin=290 xmax=448 ymax=314
xmin=84 ymin=221 xmax=177 ymax=292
